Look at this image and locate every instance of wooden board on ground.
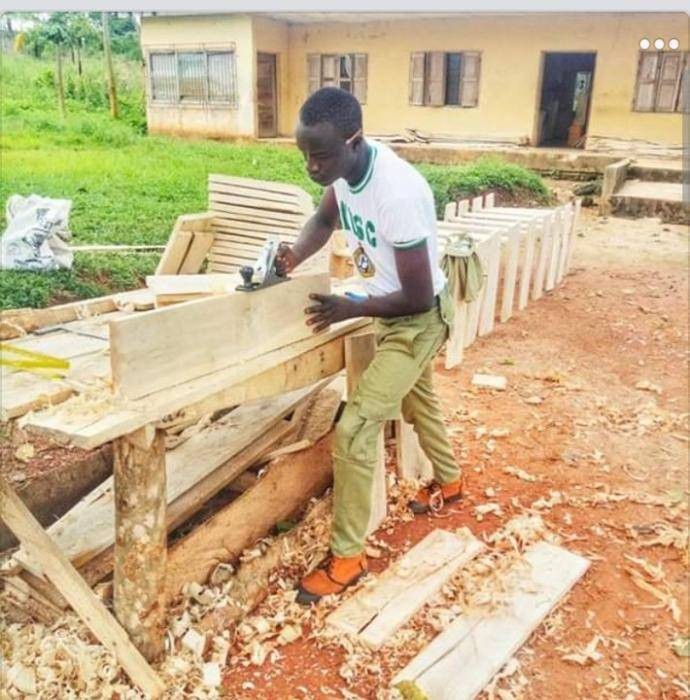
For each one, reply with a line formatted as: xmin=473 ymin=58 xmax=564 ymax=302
xmin=165 ymin=433 xmax=335 ymax=598
xmin=13 ymin=387 xmax=317 ymax=579
xmin=328 ymin=528 xmax=484 ymax=649
xmin=0 ymin=478 xmax=164 ymax=698
xmin=393 ymin=541 xmax=590 ymax=699
xmin=109 ymin=273 xmax=330 ymax=400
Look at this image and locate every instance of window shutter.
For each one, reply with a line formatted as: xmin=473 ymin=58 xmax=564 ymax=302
xmin=634 ymin=52 xmax=659 ymax=111
xmin=460 ymin=51 xmax=481 ymax=107
xmin=307 ymin=54 xmax=321 ymax=95
xmin=321 ymin=55 xmax=337 ymax=87
xmin=409 ymin=52 xmax=426 ymax=105
xmin=678 ymin=53 xmax=689 ymax=113
xmin=353 ymin=53 xmax=367 ymax=104
xmin=426 ymin=51 xmax=446 ymax=106
xmin=149 ymin=52 xmax=177 ymax=102
xmin=655 ymin=52 xmax=683 ymax=112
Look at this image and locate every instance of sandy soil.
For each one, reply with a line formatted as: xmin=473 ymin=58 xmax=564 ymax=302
xmin=219 ymin=205 xmax=689 ymax=699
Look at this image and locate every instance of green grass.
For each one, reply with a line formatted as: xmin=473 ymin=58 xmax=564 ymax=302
xmin=1 ymin=51 xmax=551 ymax=310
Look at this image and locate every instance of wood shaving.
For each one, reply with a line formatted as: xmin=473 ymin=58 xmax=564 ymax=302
xmin=503 ymin=465 xmax=539 ymax=482
xmin=561 ymin=634 xmax=605 ymax=665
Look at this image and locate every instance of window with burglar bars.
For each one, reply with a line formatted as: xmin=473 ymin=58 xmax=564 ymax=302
xmin=148 ymin=49 xmax=238 ymax=106
xmin=633 ymin=51 xmax=688 ymax=112
xmin=409 ymin=51 xmax=481 ymax=107
xmin=307 ymin=53 xmax=367 ymax=103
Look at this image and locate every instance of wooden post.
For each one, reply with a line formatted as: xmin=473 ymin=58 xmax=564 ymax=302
xmin=102 ymin=12 xmax=119 ymax=119
xmin=344 ymin=332 xmax=387 ymax=534
xmin=113 ymin=425 xmax=166 ymax=662
xmin=395 ymin=419 xmax=433 ymax=480
xmin=55 ymin=47 xmax=66 ymax=118
xmin=0 ymin=477 xmax=164 ymax=698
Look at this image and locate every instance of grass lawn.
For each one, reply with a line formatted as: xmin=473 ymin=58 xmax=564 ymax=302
xmin=1 ymin=52 xmax=551 ymax=310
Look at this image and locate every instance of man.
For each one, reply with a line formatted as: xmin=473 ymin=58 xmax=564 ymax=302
xmin=276 ymin=87 xmax=461 ymax=605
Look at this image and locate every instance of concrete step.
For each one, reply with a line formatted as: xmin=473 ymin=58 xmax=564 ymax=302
xmin=629 ymin=161 xmax=685 ymax=184
xmin=610 ymin=179 xmax=688 ymax=224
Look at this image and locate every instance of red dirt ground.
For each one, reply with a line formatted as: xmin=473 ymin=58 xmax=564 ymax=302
xmin=220 ymin=209 xmax=689 ymax=699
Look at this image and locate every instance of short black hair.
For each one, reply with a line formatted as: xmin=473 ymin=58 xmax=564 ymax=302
xmin=299 ymin=87 xmax=362 ymax=138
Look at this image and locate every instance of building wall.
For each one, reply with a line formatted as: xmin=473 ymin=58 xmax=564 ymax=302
xmin=252 ymin=16 xmax=291 ymax=136
xmin=141 ymin=14 xmax=256 ymax=137
xmin=286 ymin=13 xmax=687 ymax=145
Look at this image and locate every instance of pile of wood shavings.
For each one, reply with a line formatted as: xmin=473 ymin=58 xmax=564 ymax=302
xmin=0 ymin=605 xmax=223 ymax=699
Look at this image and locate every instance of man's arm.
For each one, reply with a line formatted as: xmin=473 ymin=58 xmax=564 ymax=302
xmin=305 ymin=241 xmax=435 ymax=332
xmin=276 ymin=187 xmax=339 ymax=274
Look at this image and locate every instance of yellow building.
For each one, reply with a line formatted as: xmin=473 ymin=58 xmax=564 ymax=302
xmin=140 ymin=12 xmax=688 ymax=147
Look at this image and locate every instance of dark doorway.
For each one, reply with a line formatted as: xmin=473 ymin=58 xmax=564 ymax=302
xmin=537 ymin=52 xmax=596 ymax=148
xmin=257 ymin=53 xmax=277 ymax=138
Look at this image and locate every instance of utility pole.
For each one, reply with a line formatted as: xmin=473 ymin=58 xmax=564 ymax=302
xmin=101 ymin=11 xmax=119 ymax=119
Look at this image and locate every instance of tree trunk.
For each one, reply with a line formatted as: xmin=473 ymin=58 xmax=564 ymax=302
xmin=55 ymin=48 xmax=66 ymax=118
xmin=101 ymin=11 xmax=119 ymax=119
xmin=113 ymin=425 xmax=167 ymax=662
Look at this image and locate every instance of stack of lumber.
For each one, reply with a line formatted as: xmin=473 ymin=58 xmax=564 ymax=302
xmin=438 ymin=193 xmax=580 ymax=368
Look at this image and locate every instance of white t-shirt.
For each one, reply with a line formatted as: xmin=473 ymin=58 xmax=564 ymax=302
xmin=332 ymin=140 xmax=447 ymax=298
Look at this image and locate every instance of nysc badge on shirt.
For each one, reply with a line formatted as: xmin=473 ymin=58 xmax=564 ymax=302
xmin=353 ymin=244 xmax=376 ymax=278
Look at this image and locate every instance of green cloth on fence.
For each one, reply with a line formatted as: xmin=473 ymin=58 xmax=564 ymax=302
xmin=441 ymin=234 xmax=485 ymax=303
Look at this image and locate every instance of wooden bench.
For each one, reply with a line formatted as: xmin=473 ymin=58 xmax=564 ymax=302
xmin=157 ymin=175 xmax=329 ymax=275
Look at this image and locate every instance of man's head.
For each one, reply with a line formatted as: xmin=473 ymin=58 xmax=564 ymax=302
xmin=296 ymin=87 xmax=364 ymax=187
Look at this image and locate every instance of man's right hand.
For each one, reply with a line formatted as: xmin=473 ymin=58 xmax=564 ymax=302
xmin=275 ymin=242 xmax=299 ymax=276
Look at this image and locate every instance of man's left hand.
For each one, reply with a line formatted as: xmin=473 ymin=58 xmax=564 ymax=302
xmin=305 ymin=294 xmax=357 ymax=333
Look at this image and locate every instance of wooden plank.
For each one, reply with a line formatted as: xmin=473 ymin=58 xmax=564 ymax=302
xmin=0 ymin=294 xmax=121 ymax=341
xmin=0 ymin=477 xmax=164 ymax=698
xmin=395 ymin=419 xmax=433 ymax=480
xmin=444 ymin=296 xmax=467 ymax=369
xmin=345 ymin=332 xmax=387 ymax=535
xmin=146 ymin=274 xmax=238 ymax=296
xmin=210 ymin=202 xmax=306 ymax=225
xmin=532 ymin=214 xmax=553 ymax=300
xmin=327 ymin=528 xmax=484 ymax=649
xmin=155 ymin=229 xmax=192 ymax=276
xmin=499 ymin=223 xmax=521 ymax=322
xmin=15 ymin=389 xmax=316 ymax=578
xmin=209 ymin=173 xmax=314 ymax=201
xmin=212 ymin=219 xmax=301 ymax=238
xmin=393 ymin=541 xmax=589 ymax=699
xmin=113 ymin=426 xmax=167 ymax=661
xmin=556 ymin=202 xmax=572 ymax=284
xmin=545 ymin=208 xmax=563 ymax=291
xmin=518 ymin=219 xmax=537 ymax=311
xmin=23 ymin=317 xmax=370 ymax=450
xmin=164 ymin=433 xmax=334 ymax=598
xmin=565 ymin=199 xmax=581 ymax=273
xmin=209 ymin=192 xmax=306 ymax=215
xmin=209 ymin=184 xmax=304 ymax=208
xmin=109 ymin=273 xmax=330 ymax=400
xmin=477 ymin=233 xmax=500 ymax=338
xmin=470 ymin=195 xmax=483 ymax=211
xmin=178 ymin=231 xmax=214 ymax=274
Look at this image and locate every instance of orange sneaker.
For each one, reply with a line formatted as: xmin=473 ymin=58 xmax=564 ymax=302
xmin=409 ymin=479 xmax=462 ymax=514
xmin=296 ymin=552 xmax=367 ymax=605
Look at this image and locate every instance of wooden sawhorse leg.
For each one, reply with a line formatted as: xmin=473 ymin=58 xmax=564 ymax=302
xmin=0 ymin=477 xmax=164 ymax=697
xmin=113 ymin=425 xmax=167 ymax=663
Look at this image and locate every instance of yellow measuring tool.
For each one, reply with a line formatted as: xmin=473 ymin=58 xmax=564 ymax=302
xmin=0 ymin=342 xmax=70 ymax=378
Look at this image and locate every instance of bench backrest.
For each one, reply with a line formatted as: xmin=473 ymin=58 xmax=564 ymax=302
xmin=206 ymin=174 xmax=315 ymax=273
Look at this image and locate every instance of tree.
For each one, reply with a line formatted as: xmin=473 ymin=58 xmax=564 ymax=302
xmin=65 ymin=14 xmax=98 ymax=84
xmin=101 ymin=12 xmax=118 ymax=119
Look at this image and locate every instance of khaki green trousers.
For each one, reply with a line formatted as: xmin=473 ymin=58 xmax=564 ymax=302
xmin=331 ymin=291 xmax=460 ymax=557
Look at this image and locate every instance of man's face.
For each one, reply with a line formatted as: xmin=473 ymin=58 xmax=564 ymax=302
xmin=296 ymin=121 xmax=357 ymax=187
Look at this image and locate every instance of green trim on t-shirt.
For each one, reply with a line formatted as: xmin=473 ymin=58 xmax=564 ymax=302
xmin=348 ymin=144 xmax=378 ymax=194
xmin=393 ymin=237 xmax=428 ymax=250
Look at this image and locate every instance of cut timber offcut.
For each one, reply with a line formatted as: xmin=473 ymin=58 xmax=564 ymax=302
xmin=109 ymin=273 xmax=330 ymax=400
xmin=393 ymin=541 xmax=590 ymax=699
xmin=327 ymin=528 xmax=484 ymax=649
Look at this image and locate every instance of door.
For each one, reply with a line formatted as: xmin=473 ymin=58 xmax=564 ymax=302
xmin=536 ymin=52 xmax=596 ymax=148
xmin=257 ymin=53 xmax=277 ymax=138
